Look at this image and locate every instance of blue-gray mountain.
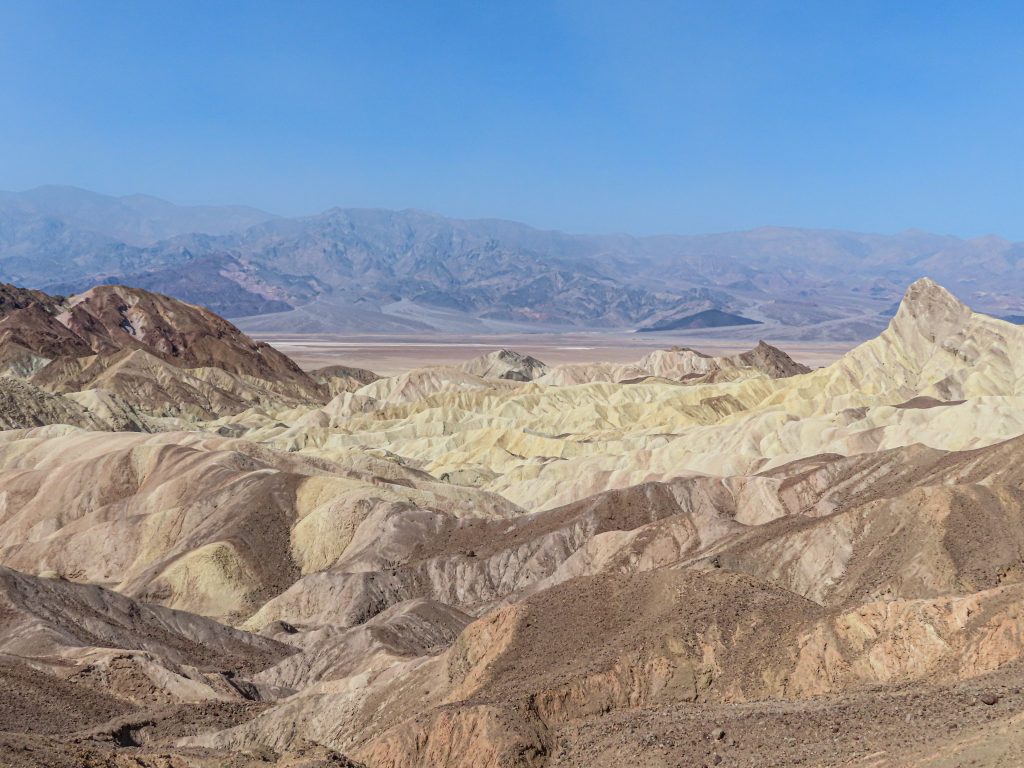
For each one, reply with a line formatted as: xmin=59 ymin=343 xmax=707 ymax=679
xmin=2 ymin=186 xmax=1022 ymax=339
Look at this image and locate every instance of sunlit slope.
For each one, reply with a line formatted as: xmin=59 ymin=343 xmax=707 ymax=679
xmin=4 ymin=280 xmax=1024 ymax=766
xmin=0 ymin=428 xmax=520 ymax=623
xmin=227 ymin=279 xmax=1024 ymax=510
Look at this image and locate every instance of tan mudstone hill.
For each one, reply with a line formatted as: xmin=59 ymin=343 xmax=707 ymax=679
xmin=2 ymin=279 xmax=1024 ymax=766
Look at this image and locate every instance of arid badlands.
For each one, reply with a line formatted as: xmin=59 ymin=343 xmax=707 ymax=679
xmin=4 ymin=276 xmax=1024 ymax=768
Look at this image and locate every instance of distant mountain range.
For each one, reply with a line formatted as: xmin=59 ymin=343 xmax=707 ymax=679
xmin=1 ymin=185 xmax=1022 ymax=340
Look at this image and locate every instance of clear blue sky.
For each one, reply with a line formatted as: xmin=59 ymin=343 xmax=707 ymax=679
xmin=1 ymin=1 xmax=1022 ymax=238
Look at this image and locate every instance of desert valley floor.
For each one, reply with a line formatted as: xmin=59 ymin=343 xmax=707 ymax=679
xmin=261 ymin=335 xmax=855 ymax=377
xmin=2 ymin=278 xmax=1024 ymax=767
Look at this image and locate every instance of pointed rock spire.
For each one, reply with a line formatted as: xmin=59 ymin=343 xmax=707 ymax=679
xmin=890 ymin=278 xmax=971 ymax=344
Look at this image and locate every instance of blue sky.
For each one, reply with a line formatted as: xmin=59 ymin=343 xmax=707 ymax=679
xmin=1 ymin=1 xmax=1022 ymax=237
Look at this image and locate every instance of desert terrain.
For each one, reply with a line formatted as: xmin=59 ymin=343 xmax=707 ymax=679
xmin=6 ymin=1 xmax=1023 ymax=764
xmin=0 ymin=277 xmax=1023 ymax=767
xmin=263 ymin=334 xmax=853 ymax=377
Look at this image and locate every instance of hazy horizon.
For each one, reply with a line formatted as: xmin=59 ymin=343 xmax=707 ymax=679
xmin=2 ymin=2 xmax=1022 ymax=239
xmin=2 ymin=182 xmax=1019 ymax=243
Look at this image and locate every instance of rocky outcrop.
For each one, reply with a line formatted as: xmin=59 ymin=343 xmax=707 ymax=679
xmin=0 ymin=376 xmax=103 ymax=429
xmin=309 ymin=364 xmax=380 ymax=397
xmin=0 ymin=281 xmax=328 ymax=422
xmin=535 ymin=340 xmax=807 ymax=386
xmin=458 ymin=349 xmax=549 ymax=382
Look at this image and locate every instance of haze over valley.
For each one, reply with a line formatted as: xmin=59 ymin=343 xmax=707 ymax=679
xmin=5 ymin=185 xmax=1024 ymax=344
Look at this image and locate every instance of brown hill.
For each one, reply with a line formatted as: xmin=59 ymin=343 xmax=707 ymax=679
xmin=637 ymin=307 xmax=762 ymax=331
xmin=309 ymin=363 xmax=381 ymax=397
xmin=2 ymin=279 xmax=1024 ymax=767
xmin=0 ymin=282 xmax=327 ymax=420
xmin=186 ymin=434 xmax=1024 ymax=767
xmin=3 ymin=422 xmax=1024 ymax=765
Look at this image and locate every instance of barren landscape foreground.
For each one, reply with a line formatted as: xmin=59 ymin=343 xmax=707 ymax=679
xmin=2 ymin=277 xmax=1024 ymax=767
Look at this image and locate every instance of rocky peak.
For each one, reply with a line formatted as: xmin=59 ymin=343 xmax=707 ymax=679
xmin=734 ymin=341 xmax=811 ymax=378
xmin=0 ymin=280 xmax=327 ymax=417
xmin=460 ymin=349 xmax=549 ymax=381
xmin=890 ymin=277 xmax=972 ymax=345
xmin=900 ymin=277 xmax=967 ymax=313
